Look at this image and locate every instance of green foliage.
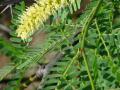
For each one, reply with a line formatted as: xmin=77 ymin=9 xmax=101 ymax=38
xmin=40 ymin=0 xmax=120 ymax=90
xmin=0 ymin=65 xmax=15 ymax=81
xmin=0 ymin=0 xmax=120 ymax=90
xmin=0 ymin=1 xmax=26 ymax=57
xmin=0 ymin=1 xmax=26 ymax=88
xmin=42 ymin=50 xmax=80 ymax=90
xmin=0 ymin=38 xmax=22 ymax=57
xmin=9 ymin=1 xmax=29 ymax=45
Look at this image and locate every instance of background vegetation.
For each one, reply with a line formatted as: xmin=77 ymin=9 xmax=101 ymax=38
xmin=0 ymin=0 xmax=120 ymax=90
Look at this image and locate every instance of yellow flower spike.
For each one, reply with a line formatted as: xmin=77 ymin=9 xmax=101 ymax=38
xmin=16 ymin=0 xmax=74 ymax=40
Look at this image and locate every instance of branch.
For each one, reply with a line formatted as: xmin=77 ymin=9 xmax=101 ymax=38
xmin=0 ymin=24 xmax=11 ymax=33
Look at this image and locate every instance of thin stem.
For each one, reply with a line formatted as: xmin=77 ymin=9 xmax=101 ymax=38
xmin=95 ymin=19 xmax=113 ymax=63
xmin=81 ymin=0 xmax=102 ymax=48
xmin=79 ymin=0 xmax=102 ymax=90
xmin=82 ymin=51 xmax=95 ymax=90
xmin=63 ymin=50 xmax=79 ymax=76
xmin=55 ymin=50 xmax=80 ymax=90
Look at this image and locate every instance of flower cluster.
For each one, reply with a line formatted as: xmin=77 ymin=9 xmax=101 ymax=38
xmin=16 ymin=0 xmax=73 ymax=40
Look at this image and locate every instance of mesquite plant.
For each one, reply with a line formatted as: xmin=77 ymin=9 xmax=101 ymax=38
xmin=0 ymin=0 xmax=120 ymax=90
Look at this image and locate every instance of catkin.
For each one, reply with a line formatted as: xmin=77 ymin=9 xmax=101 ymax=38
xmin=16 ymin=0 xmax=74 ymax=40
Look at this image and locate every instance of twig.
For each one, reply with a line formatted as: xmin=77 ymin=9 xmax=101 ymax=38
xmin=0 ymin=24 xmax=11 ymax=33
